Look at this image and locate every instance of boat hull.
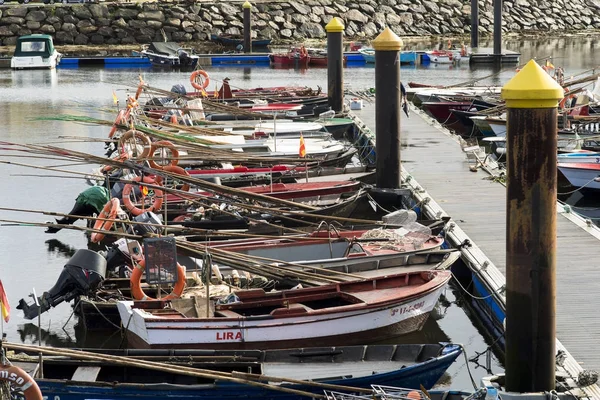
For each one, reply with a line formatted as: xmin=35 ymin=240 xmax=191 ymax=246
xmin=118 ymin=280 xmax=448 ymax=349
xmin=30 ymin=345 xmax=462 ymax=399
xmin=558 ymin=163 xmax=600 ymax=189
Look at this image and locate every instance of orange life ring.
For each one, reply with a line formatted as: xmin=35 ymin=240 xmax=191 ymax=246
xmin=162 ymin=165 xmax=191 ymax=192
xmin=91 ymin=198 xmax=120 ymax=243
xmin=118 ymin=130 xmax=152 ymax=160
xmin=0 ymin=364 xmax=43 ymax=400
xmin=559 ymin=88 xmax=574 ymax=109
xmin=130 ymin=259 xmax=186 ymax=301
xmin=122 ymin=175 xmax=164 ymax=216
xmin=109 ymin=109 xmax=127 ymax=139
xmin=148 ymin=140 xmax=180 ymax=169
xmin=100 ymin=152 xmax=130 ymax=174
xmin=190 ymin=70 xmax=210 ymax=90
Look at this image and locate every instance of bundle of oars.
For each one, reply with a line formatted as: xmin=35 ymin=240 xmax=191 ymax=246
xmin=135 ymin=83 xmax=277 ymax=119
xmin=176 ymin=239 xmax=364 ymax=287
xmin=2 ymin=342 xmax=372 ymax=399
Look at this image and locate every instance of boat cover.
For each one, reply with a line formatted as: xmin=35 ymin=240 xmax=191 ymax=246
xmin=147 ymin=42 xmax=183 ymax=56
xmin=13 ymin=34 xmax=55 ymax=58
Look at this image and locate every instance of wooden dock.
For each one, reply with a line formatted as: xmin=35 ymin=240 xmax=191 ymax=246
xmin=351 ymin=101 xmax=600 ymax=395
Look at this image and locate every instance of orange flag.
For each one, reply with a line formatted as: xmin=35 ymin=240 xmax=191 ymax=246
xmin=0 ymin=280 xmax=10 ymax=323
xmin=299 ymin=133 xmax=306 ymax=158
xmin=112 ymin=90 xmax=118 ymax=105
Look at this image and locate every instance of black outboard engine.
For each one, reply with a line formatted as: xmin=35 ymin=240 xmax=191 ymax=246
xmin=177 ymin=49 xmax=192 ymax=66
xmin=17 ymin=249 xmax=107 ymax=319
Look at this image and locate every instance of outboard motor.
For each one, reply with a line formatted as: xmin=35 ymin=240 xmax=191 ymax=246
xmin=17 ymin=249 xmax=107 ymax=320
xmin=170 ymin=84 xmax=186 ymax=96
xmin=177 ymin=49 xmax=191 ymax=66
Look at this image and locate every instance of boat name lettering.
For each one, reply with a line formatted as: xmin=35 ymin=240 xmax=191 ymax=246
xmin=391 ymin=301 xmax=425 ymax=316
xmin=216 ymin=331 xmax=243 ymax=341
xmin=0 ymin=370 xmax=24 ymax=386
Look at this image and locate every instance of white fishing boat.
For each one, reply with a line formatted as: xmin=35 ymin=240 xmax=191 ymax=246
xmin=11 ymin=34 xmax=62 ymax=69
xmin=117 ymin=270 xmax=451 ymax=349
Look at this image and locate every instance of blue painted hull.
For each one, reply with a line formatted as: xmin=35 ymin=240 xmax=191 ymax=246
xmin=34 ymin=347 xmax=461 ymax=400
xmin=211 ymin=55 xmax=271 ymax=65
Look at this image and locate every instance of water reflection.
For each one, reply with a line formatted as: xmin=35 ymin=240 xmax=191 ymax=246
xmin=10 ymin=69 xmax=58 ymax=89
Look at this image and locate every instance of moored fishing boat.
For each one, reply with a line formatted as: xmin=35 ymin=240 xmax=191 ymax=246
xmin=557 ymin=162 xmax=600 ymax=190
xmin=117 ymin=271 xmax=451 ymax=349
xmin=210 ymin=33 xmax=272 ymax=48
xmin=5 ymin=342 xmax=463 ymax=399
xmin=269 ymin=46 xmax=310 ymax=67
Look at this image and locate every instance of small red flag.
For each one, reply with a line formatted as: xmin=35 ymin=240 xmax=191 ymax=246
xmin=299 ymin=133 xmax=306 ymax=158
xmin=0 ymin=280 xmax=10 ymax=323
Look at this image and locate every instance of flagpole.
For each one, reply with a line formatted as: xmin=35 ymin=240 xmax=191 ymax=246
xmin=0 ymin=299 xmax=3 ymax=339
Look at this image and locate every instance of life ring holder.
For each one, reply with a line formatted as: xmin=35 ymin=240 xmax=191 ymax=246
xmin=190 ymin=70 xmax=210 ymax=91
xmin=122 ymin=175 xmax=164 ymax=216
xmin=0 ymin=363 xmax=43 ymax=400
xmin=148 ymin=140 xmax=180 ymax=170
xmin=130 ymin=259 xmax=186 ymax=301
xmin=91 ymin=198 xmax=121 ymax=243
xmin=118 ymin=130 xmax=152 ymax=161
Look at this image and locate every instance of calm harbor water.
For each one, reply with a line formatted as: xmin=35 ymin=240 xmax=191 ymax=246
xmin=0 ymin=36 xmax=599 ymax=391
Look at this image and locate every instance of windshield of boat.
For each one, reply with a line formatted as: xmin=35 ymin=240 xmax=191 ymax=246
xmin=14 ymin=37 xmax=53 ymax=58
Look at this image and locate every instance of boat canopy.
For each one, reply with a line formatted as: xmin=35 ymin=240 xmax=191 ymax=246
xmin=147 ymin=42 xmax=183 ymax=56
xmin=13 ymin=34 xmax=55 ymax=58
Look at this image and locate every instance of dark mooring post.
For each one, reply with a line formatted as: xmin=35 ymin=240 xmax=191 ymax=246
xmin=493 ymin=0 xmax=502 ymax=61
xmin=325 ymin=17 xmax=344 ymax=113
xmin=471 ymin=0 xmax=478 ymax=48
xmin=373 ymin=28 xmax=403 ymax=190
xmin=503 ymin=59 xmax=563 ymax=393
xmin=242 ymin=1 xmax=252 ymax=53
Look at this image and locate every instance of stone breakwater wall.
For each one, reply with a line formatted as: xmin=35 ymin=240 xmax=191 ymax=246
xmin=1 ymin=0 xmax=600 ymax=46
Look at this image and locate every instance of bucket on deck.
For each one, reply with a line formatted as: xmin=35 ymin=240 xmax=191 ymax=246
xmin=350 ymin=98 xmax=364 ymax=110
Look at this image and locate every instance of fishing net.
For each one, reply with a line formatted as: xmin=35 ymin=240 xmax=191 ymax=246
xmin=0 ymin=381 xmax=10 ymax=400
xmin=359 ymin=223 xmax=433 ymax=251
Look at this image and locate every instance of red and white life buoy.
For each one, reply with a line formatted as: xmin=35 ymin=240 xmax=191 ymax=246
xmin=0 ymin=364 xmax=43 ymax=400
xmin=91 ymin=198 xmax=120 ymax=243
xmin=130 ymin=258 xmax=186 ymax=301
xmin=190 ymin=70 xmax=210 ymax=90
xmin=122 ymin=175 xmax=164 ymax=216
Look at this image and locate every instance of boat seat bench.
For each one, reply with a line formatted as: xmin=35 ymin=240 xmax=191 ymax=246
xmin=72 ymin=366 xmax=101 ymax=382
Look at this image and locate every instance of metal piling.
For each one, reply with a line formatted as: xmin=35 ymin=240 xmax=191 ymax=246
xmin=243 ymin=1 xmax=252 ymax=54
xmin=502 ymin=59 xmax=564 ymax=393
xmin=373 ymin=28 xmax=403 ymax=189
xmin=325 ymin=17 xmax=344 ymax=113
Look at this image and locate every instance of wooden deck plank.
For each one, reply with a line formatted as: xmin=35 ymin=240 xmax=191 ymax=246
xmin=353 ymin=103 xmax=600 ymax=373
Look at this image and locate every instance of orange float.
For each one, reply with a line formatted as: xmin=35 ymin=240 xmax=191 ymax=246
xmin=130 ymin=258 xmax=186 ymax=301
xmin=91 ymin=198 xmax=120 ymax=243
